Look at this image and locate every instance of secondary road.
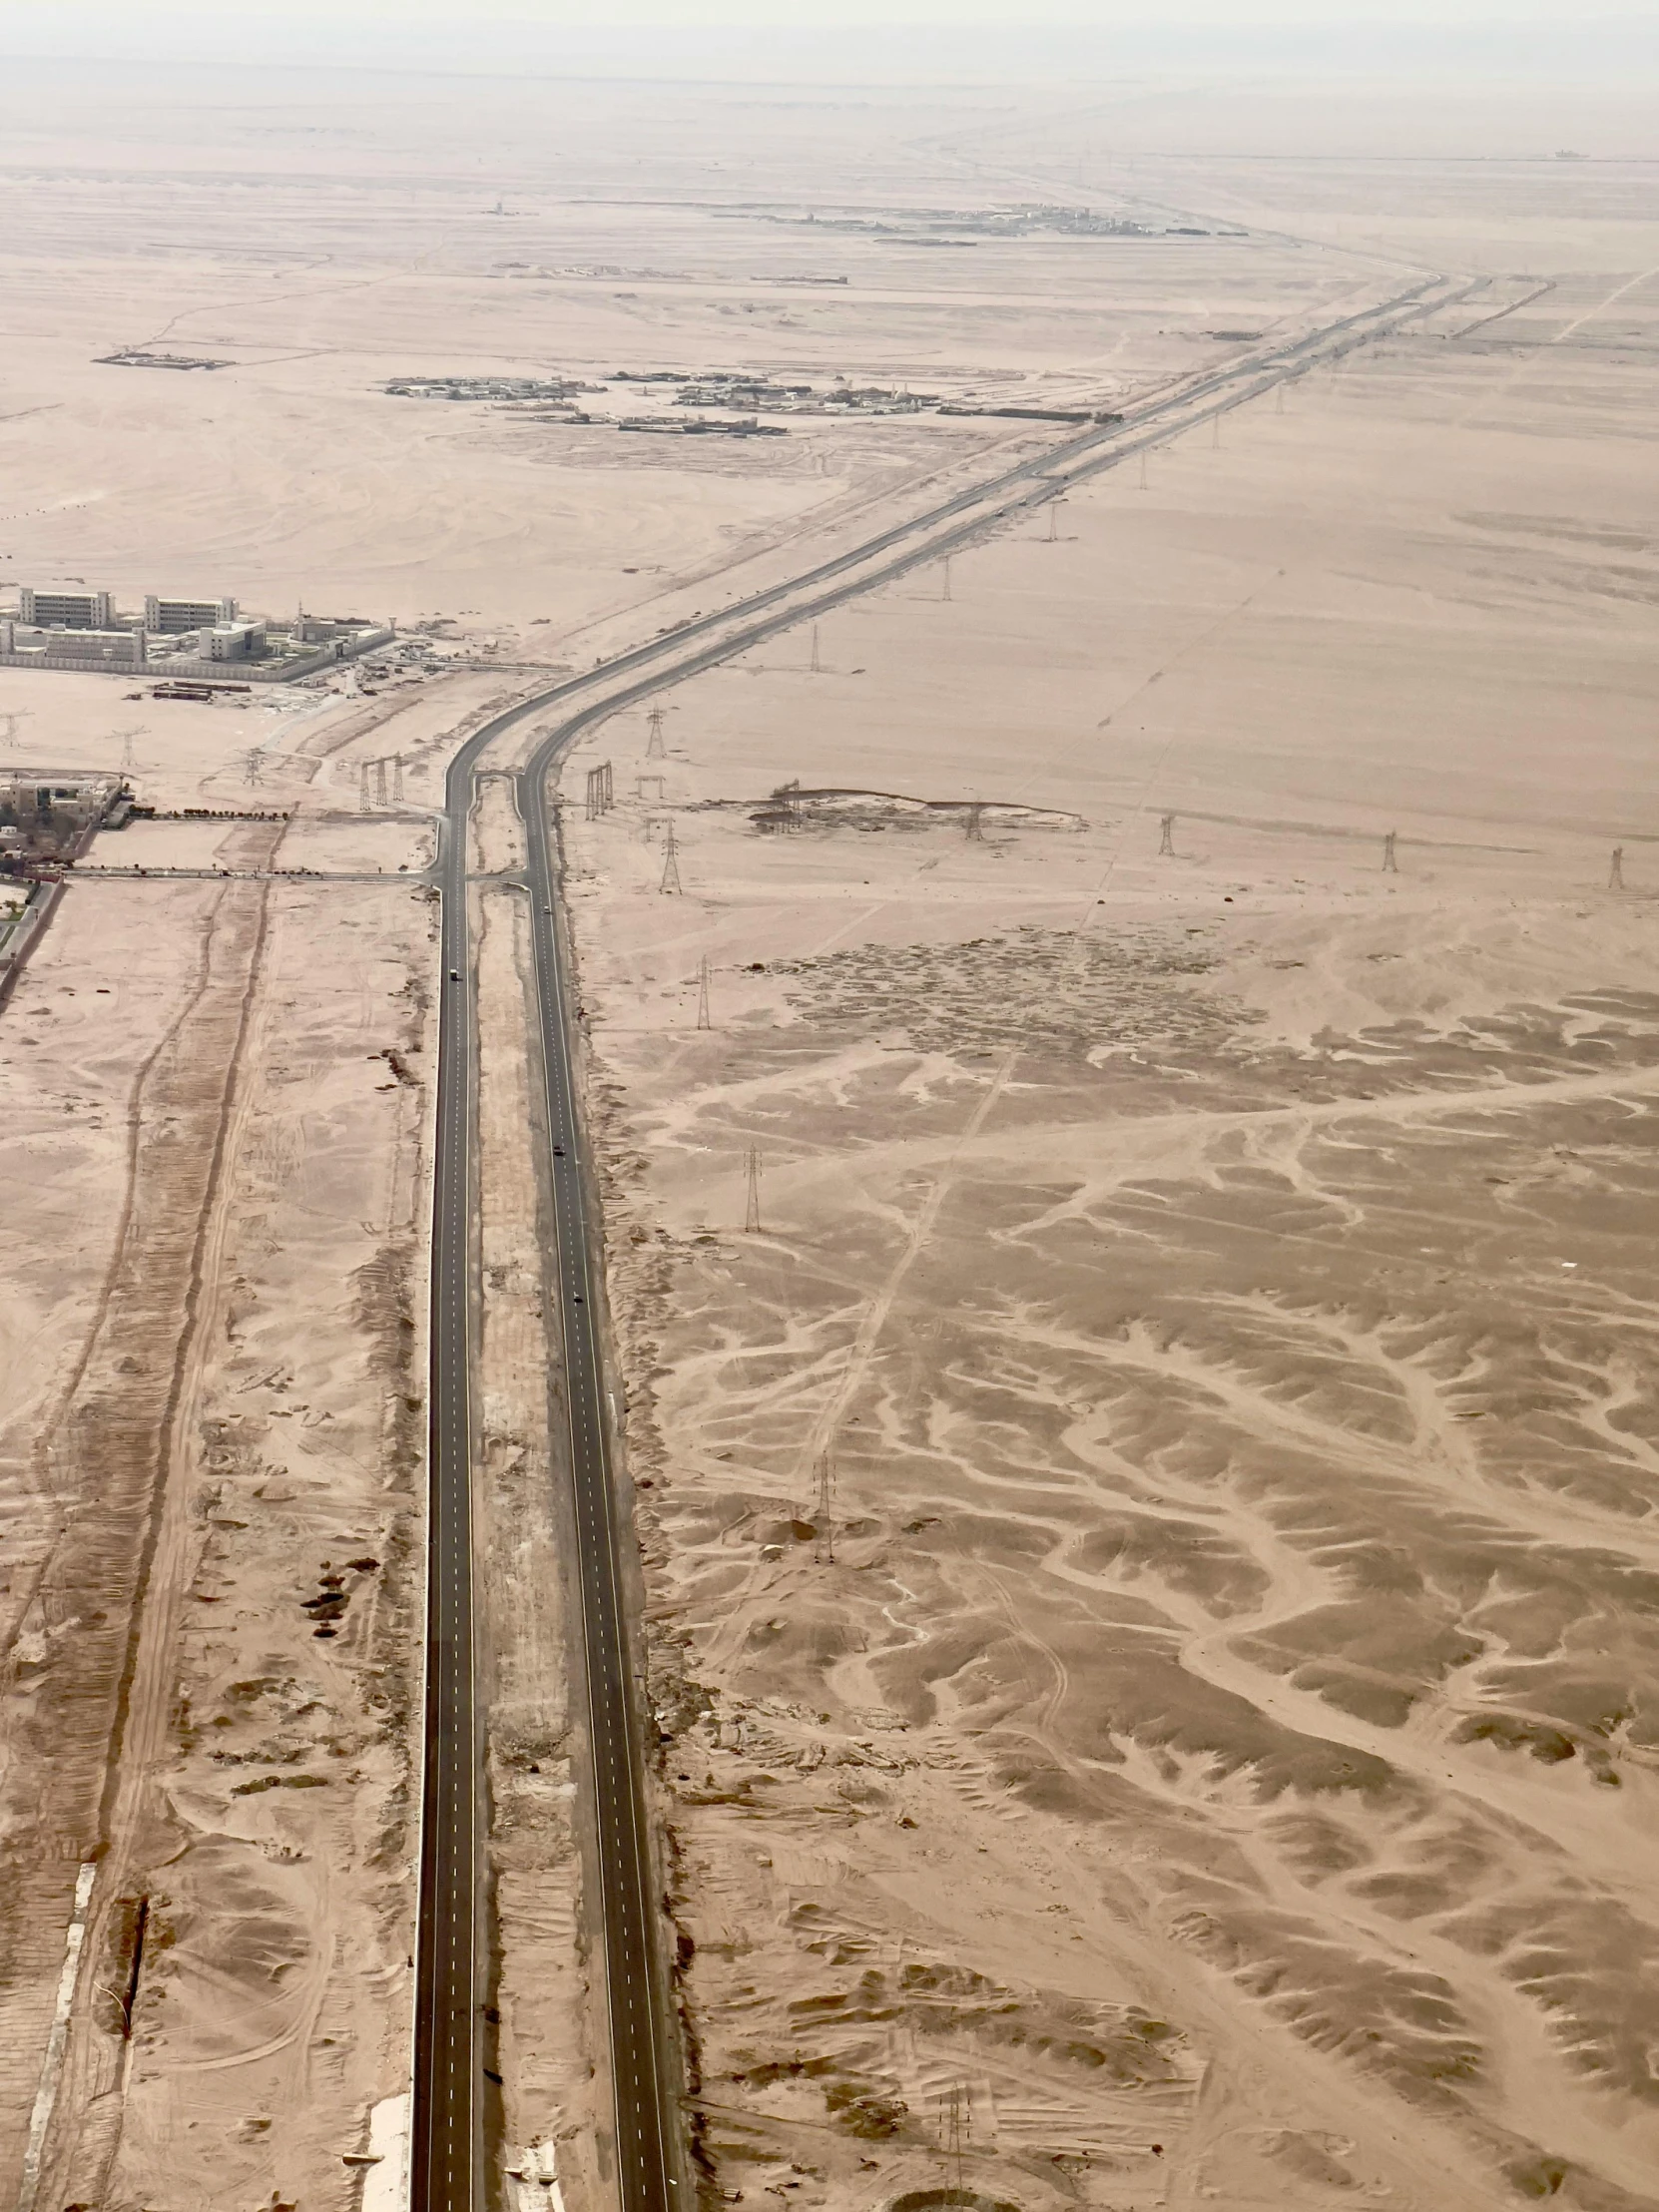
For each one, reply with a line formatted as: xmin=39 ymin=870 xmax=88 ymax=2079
xmin=410 ymin=267 xmax=1468 ymax=2212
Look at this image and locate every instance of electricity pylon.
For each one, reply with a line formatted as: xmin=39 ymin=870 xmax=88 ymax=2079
xmin=937 ymin=2085 xmax=970 ymax=2190
xmin=1159 ymin=811 xmax=1175 ymax=856
xmin=1610 ymin=844 xmax=1625 ymax=889
xmin=359 ymin=762 xmax=372 ymax=811
xmin=809 ymin=624 xmax=823 ymax=674
xmin=1382 ymin=830 xmax=1398 ymax=873
xmin=696 ymin=953 xmax=712 ymax=1029
xmin=646 ymin=705 xmax=667 ymax=759
xmin=814 ymin=1451 xmax=834 ymax=1565
xmin=374 ymin=758 xmax=389 ymax=808
xmin=965 ymin=802 xmax=984 ymax=841
xmin=659 ymin=821 xmax=682 ymax=894
xmin=744 ymin=1145 xmax=762 ymax=1233
xmin=940 ymin=556 xmax=952 ymax=603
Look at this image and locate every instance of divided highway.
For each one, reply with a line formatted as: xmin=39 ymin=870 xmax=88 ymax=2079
xmin=409 ymin=268 xmax=1468 ymax=2212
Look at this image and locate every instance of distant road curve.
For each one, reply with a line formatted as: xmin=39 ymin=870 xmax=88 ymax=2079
xmin=410 ymin=263 xmax=1469 ymax=2212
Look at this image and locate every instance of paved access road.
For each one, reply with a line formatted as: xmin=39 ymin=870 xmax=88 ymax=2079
xmin=409 ymin=266 xmax=1472 ymax=2212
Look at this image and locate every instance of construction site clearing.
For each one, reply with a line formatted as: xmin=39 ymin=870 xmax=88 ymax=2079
xmin=727 ymin=784 xmax=1089 ymax=836
xmin=93 ymin=348 xmax=233 ymax=371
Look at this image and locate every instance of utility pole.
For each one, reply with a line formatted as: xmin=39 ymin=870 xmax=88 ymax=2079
xmin=1382 ymin=830 xmax=1398 ymax=873
xmin=697 ymin=953 xmax=712 ymax=1029
xmin=814 ymin=1451 xmax=834 ymax=1565
xmin=744 ymin=1145 xmax=762 ymax=1233
xmin=1159 ymin=811 xmax=1175 ymax=856
xmin=659 ymin=821 xmax=682 ymax=894
xmin=809 ymin=623 xmax=823 ymax=674
xmin=1046 ymin=500 xmax=1059 ymax=542
xmin=646 ymin=705 xmax=667 ymax=759
xmin=1610 ymin=844 xmax=1625 ymax=890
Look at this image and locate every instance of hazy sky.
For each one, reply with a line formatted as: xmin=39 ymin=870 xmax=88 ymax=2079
xmin=6 ymin=0 xmax=1657 ymax=72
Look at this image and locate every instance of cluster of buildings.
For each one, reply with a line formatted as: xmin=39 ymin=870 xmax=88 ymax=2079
xmin=0 ymin=771 xmax=129 ymax=864
xmin=0 ymin=587 xmax=394 ymax=683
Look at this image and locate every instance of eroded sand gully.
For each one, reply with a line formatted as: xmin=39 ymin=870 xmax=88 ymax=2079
xmin=562 ymin=297 xmax=1659 ymax=2210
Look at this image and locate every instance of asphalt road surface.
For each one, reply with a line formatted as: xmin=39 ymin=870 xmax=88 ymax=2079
xmin=408 ymin=268 xmax=1467 ymax=2212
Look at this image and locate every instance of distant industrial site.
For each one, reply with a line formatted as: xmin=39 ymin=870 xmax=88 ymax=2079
xmin=382 ymin=364 xmax=1120 ymax=430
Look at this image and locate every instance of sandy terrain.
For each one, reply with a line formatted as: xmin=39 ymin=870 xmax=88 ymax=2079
xmin=559 ymin=177 xmax=1659 ymax=2212
xmin=2 ymin=47 xmax=1657 ymax=2212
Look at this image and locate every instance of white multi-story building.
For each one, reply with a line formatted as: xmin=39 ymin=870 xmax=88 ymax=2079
xmin=143 ymin=594 xmax=238 ymax=633
xmin=19 ymin=588 xmax=115 ymax=630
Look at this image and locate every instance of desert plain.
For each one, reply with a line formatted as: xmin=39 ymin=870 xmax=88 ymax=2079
xmin=0 ymin=45 xmax=1657 ymax=2212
